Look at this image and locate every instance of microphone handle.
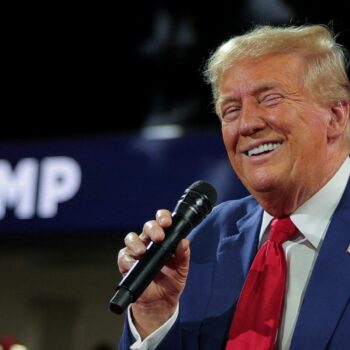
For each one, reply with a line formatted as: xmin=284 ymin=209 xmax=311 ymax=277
xmin=109 ymin=214 xmax=192 ymax=314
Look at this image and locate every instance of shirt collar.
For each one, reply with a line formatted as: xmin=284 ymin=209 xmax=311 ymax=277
xmin=260 ymin=157 xmax=350 ymax=249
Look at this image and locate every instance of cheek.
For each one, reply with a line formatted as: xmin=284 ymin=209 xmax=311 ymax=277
xmin=222 ymin=124 xmax=239 ymax=153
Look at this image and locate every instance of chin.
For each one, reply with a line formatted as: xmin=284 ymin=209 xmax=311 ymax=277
xmin=243 ymin=175 xmax=279 ymax=195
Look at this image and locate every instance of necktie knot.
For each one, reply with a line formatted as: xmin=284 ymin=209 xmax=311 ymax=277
xmin=269 ymin=217 xmax=297 ymax=244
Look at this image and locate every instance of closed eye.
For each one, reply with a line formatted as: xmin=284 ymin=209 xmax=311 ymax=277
xmin=260 ymin=94 xmax=283 ymax=106
xmin=222 ymin=106 xmax=241 ymax=122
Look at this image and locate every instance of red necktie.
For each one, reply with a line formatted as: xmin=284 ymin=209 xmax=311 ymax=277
xmin=226 ymin=217 xmax=297 ymax=350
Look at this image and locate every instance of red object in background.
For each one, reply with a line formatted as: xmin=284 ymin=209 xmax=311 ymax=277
xmin=0 ymin=335 xmax=17 ymax=350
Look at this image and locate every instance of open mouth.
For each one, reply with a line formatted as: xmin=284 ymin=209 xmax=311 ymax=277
xmin=246 ymin=142 xmax=282 ymax=157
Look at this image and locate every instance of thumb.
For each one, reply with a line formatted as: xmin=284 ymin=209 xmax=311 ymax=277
xmin=172 ymin=238 xmax=191 ymax=274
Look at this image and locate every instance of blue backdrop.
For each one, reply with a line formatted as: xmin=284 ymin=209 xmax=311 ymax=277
xmin=0 ymin=129 xmax=248 ymax=235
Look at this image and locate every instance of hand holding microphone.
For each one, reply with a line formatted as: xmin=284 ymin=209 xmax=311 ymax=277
xmin=110 ymin=180 xmax=217 ymax=324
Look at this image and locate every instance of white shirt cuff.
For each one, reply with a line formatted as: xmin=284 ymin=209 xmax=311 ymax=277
xmin=128 ymin=304 xmax=179 ymax=350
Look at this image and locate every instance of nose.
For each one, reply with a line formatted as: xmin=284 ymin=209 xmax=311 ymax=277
xmin=238 ymin=100 xmax=267 ymax=136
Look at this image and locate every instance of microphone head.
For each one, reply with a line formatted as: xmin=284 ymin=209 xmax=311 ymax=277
xmin=173 ymin=180 xmax=217 ymax=226
xmin=187 ymin=180 xmax=217 ymax=208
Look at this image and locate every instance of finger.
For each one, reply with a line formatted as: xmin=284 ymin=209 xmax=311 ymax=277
xmin=118 ymin=247 xmax=137 ymax=275
xmin=124 ymin=232 xmax=147 ymax=256
xmin=156 ymin=209 xmax=172 ymax=228
xmin=174 ymin=238 xmax=191 ymax=267
xmin=166 ymin=239 xmax=190 ymax=269
xmin=143 ymin=220 xmax=165 ymax=242
xmin=164 ymin=238 xmax=190 ymax=279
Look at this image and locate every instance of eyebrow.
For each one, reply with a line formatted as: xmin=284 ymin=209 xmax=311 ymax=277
xmin=217 ymin=84 xmax=280 ymax=110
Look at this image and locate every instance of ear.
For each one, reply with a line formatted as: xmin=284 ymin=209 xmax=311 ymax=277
xmin=327 ymin=100 xmax=350 ymax=140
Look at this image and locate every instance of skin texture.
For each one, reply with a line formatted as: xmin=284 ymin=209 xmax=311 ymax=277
xmin=117 ymin=52 xmax=350 ymax=339
xmin=219 ymin=53 xmax=349 ymax=216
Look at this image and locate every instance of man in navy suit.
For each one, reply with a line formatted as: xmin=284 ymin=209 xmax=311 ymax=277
xmin=118 ymin=24 xmax=350 ymax=349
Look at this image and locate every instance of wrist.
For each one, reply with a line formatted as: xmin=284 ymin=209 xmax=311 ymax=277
xmin=131 ymin=301 xmax=177 ymax=339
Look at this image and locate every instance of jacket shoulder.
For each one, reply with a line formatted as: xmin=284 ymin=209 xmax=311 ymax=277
xmin=187 ymin=195 xmax=260 ymax=254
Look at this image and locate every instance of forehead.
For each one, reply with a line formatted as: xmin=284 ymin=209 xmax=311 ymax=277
xmin=218 ymin=53 xmax=305 ymax=99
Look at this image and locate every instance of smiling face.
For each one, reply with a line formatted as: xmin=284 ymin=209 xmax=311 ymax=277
xmin=219 ymin=53 xmax=341 ymax=214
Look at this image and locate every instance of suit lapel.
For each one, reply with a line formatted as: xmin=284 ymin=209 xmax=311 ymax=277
xmin=291 ymin=181 xmax=350 ymax=349
xmin=215 ymin=203 xmax=263 ymax=307
xmin=203 ymin=203 xmax=263 ymax=317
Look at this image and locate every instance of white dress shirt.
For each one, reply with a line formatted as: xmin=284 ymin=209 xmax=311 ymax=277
xmin=129 ymin=157 xmax=350 ymax=350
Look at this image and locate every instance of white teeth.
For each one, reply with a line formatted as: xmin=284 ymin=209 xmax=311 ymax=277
xmin=247 ymin=143 xmax=281 ymax=157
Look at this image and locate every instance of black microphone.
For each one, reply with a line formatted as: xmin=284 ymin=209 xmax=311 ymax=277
xmin=109 ymin=180 xmax=217 ymax=315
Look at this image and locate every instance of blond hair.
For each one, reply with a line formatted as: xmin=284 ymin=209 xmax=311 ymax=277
xmin=204 ymin=24 xmax=350 ymax=137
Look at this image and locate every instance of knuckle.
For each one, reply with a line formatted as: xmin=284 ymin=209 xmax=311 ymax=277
xmin=118 ymin=247 xmax=128 ymax=261
xmin=143 ymin=220 xmax=157 ymax=232
xmin=124 ymin=232 xmax=137 ymax=246
xmin=156 ymin=209 xmax=171 ymax=218
xmin=117 ymin=249 xmax=136 ymax=274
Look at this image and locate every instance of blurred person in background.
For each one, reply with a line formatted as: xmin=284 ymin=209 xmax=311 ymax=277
xmin=0 ymin=335 xmax=28 ymax=350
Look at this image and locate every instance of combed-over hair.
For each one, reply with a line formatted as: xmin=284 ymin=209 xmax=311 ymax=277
xmin=204 ymin=24 xmax=350 ymax=138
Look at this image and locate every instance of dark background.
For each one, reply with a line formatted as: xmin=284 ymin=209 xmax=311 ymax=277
xmin=3 ymin=1 xmax=349 ymax=141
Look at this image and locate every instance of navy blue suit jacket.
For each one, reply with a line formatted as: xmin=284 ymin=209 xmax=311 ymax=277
xmin=119 ymin=180 xmax=350 ymax=349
